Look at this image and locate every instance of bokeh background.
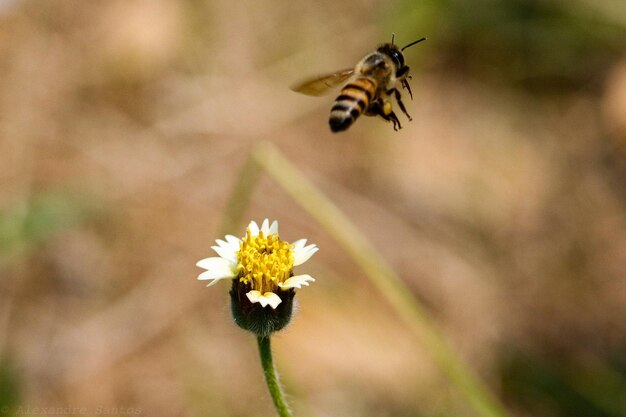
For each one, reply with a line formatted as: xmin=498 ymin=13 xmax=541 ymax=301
xmin=1 ymin=0 xmax=626 ymax=416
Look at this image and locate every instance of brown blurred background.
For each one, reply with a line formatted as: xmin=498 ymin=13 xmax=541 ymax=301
xmin=1 ymin=0 xmax=626 ymax=416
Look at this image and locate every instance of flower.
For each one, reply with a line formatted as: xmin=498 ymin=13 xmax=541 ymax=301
xmin=196 ymin=219 xmax=318 ymax=309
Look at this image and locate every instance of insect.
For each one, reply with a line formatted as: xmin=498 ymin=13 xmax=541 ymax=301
xmin=291 ymin=35 xmax=426 ymax=133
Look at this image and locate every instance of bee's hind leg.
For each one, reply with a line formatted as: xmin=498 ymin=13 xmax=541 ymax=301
xmin=387 ymin=111 xmax=402 ymax=131
xmin=368 ymin=101 xmax=402 ymax=131
xmin=388 ymin=88 xmax=412 ymax=121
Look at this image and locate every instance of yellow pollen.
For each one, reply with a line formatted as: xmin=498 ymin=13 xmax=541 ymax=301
xmin=237 ymin=229 xmax=294 ymax=293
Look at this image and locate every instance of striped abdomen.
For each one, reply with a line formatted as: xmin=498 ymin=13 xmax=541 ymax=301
xmin=329 ymin=77 xmax=376 ymax=133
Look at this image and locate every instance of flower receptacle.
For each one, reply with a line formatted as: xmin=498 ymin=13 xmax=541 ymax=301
xmin=230 ymin=279 xmax=296 ymax=336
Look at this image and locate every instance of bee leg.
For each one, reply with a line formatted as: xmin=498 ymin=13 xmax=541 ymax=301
xmin=381 ymin=100 xmax=402 ymax=131
xmin=396 ymin=67 xmax=413 ymax=99
xmin=378 ymin=111 xmax=400 ymax=130
xmin=368 ymin=101 xmax=402 ymax=131
xmin=388 ymin=111 xmax=401 ymax=131
xmin=400 ymin=78 xmax=413 ymax=100
xmin=388 ymin=88 xmax=412 ymax=121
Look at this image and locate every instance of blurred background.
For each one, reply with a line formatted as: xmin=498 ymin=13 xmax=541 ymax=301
xmin=1 ymin=0 xmax=625 ymax=416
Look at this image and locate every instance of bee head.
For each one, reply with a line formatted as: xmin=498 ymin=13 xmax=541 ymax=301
xmin=379 ymin=36 xmax=427 ymax=71
xmin=377 ymin=43 xmax=405 ymax=70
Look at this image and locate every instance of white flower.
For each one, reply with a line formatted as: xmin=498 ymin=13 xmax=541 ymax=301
xmin=196 ymin=219 xmax=318 ymax=309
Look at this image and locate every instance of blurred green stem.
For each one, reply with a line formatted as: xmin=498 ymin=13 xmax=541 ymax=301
xmin=252 ymin=142 xmax=511 ymax=417
xmin=258 ymin=336 xmax=293 ymax=417
xmin=219 ymin=152 xmax=263 ymax=236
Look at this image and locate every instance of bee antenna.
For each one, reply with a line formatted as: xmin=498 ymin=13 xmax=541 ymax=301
xmin=401 ymin=37 xmax=427 ymax=51
xmin=391 ymin=33 xmax=395 ymax=45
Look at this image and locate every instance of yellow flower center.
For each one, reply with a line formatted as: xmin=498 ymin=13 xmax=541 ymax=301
xmin=237 ymin=228 xmax=294 ymax=293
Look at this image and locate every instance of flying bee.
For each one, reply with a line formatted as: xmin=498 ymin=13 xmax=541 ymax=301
xmin=291 ymin=35 xmax=426 ymax=133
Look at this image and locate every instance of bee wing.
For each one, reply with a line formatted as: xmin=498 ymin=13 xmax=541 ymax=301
xmin=290 ymin=68 xmax=355 ymax=96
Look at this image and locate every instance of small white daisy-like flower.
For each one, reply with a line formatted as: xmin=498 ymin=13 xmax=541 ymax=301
xmin=196 ymin=219 xmax=318 ymax=310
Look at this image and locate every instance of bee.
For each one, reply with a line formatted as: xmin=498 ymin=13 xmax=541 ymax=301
xmin=291 ymin=35 xmax=426 ymax=133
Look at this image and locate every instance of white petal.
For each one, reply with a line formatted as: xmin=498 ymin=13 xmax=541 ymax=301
xmin=248 ymin=221 xmax=260 ymax=236
xmin=197 ymin=268 xmax=234 ymax=279
xmin=261 ymin=218 xmax=270 ymax=235
xmin=293 ymin=244 xmax=318 ymax=266
xmin=215 ymin=238 xmax=239 ymax=252
xmin=279 ymin=274 xmax=315 ymax=289
xmin=196 ymin=256 xmax=235 ymax=270
xmin=211 ymin=245 xmax=238 ymax=263
xmin=225 ymin=235 xmax=242 ymax=246
xmin=216 ymin=236 xmax=240 ymax=252
xmin=246 ymin=290 xmax=262 ymax=302
xmin=214 ymin=238 xmax=228 ymax=248
xmin=246 ymin=290 xmax=282 ymax=309
xmin=198 ymin=269 xmax=236 ymax=286
xmin=291 ymin=239 xmax=307 ymax=251
xmin=269 ymin=220 xmax=278 ymax=234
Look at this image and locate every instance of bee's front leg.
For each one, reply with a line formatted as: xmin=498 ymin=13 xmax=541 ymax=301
xmin=400 ymin=78 xmax=413 ymax=100
xmin=388 ymin=88 xmax=412 ymax=121
xmin=396 ymin=67 xmax=413 ymax=99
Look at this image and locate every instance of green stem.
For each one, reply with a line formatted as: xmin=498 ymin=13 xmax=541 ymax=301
xmin=257 ymin=336 xmax=293 ymax=417
xmin=219 ymin=152 xmax=263 ymax=236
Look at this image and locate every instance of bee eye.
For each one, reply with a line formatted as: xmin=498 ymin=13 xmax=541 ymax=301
xmin=390 ymin=50 xmax=404 ymax=67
